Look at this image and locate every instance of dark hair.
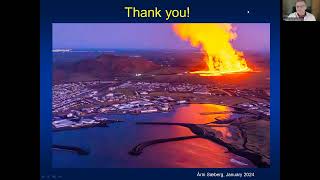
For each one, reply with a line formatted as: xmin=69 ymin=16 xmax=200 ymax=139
xmin=296 ymin=0 xmax=306 ymax=3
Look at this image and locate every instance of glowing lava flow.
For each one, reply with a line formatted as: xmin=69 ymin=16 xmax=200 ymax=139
xmin=172 ymin=23 xmax=251 ymax=76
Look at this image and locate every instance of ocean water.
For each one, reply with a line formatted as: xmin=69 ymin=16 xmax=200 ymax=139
xmin=52 ymin=104 xmax=256 ymax=168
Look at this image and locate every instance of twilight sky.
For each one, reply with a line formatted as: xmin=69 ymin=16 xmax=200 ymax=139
xmin=53 ymin=23 xmax=270 ymax=53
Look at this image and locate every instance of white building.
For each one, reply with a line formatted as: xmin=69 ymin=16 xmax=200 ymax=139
xmin=106 ymin=93 xmax=114 ymax=97
xmin=52 ymin=119 xmax=76 ymax=128
xmin=176 ymin=100 xmax=187 ymax=104
xmin=140 ymin=91 xmax=148 ymax=95
xmin=141 ymin=108 xmax=158 ymax=113
xmin=160 ymin=106 xmax=169 ymax=111
xmin=66 ymin=113 xmax=74 ymax=118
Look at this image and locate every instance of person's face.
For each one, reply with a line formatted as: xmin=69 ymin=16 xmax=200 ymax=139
xmin=296 ymin=1 xmax=307 ymax=16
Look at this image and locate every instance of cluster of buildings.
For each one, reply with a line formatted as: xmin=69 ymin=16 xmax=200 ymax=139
xmin=52 ymin=83 xmax=92 ymax=113
xmin=52 ymin=80 xmax=270 ymax=122
xmin=168 ymin=83 xmax=211 ymax=93
xmin=108 ymin=81 xmax=229 ymax=96
xmin=109 ymin=81 xmax=170 ymax=93
xmin=166 ymin=83 xmax=234 ymax=96
xmin=52 ymin=81 xmax=192 ymax=118
xmin=235 ymin=102 xmax=270 ymax=117
xmin=108 ymin=81 xmax=270 ymax=99
xmin=52 ymin=81 xmax=118 ymax=114
xmin=226 ymin=88 xmax=270 ymax=99
xmin=52 ymin=116 xmax=108 ymax=130
xmin=99 ymin=97 xmax=179 ymax=114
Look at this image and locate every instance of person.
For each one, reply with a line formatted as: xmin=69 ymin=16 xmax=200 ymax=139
xmin=288 ymin=0 xmax=316 ymax=21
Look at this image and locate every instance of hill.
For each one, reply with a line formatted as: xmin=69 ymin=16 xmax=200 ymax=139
xmin=53 ymin=54 xmax=160 ymax=84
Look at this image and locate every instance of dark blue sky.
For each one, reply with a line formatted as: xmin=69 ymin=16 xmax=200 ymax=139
xmin=53 ymin=23 xmax=270 ymax=53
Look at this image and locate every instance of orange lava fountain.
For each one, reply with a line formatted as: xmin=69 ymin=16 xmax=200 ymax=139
xmin=172 ymin=23 xmax=251 ymax=76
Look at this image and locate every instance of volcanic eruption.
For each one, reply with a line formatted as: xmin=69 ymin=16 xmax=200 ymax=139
xmin=172 ymin=23 xmax=251 ymax=76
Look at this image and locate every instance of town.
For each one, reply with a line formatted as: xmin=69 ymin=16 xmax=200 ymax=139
xmin=52 ymin=80 xmax=270 ymax=130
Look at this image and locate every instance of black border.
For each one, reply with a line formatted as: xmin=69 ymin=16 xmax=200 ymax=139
xmin=8 ymin=0 xmax=40 ymax=179
xmin=280 ymin=9 xmax=320 ymax=180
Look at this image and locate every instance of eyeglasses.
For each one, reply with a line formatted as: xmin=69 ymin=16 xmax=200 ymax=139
xmin=296 ymin=5 xmax=306 ymax=8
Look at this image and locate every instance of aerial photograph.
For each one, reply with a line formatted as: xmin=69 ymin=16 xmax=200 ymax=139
xmin=52 ymin=23 xmax=270 ymax=168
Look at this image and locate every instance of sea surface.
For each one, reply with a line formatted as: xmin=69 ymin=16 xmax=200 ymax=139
xmin=52 ymin=104 xmax=256 ymax=168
